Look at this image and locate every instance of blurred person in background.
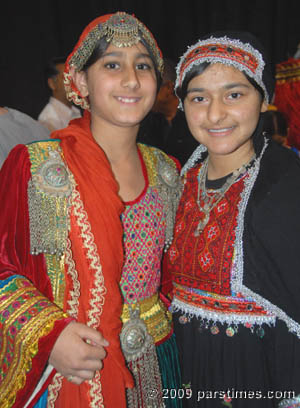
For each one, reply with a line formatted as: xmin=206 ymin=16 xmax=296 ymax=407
xmin=38 ymin=57 xmax=81 ymax=131
xmin=0 ymin=106 xmax=49 ymax=167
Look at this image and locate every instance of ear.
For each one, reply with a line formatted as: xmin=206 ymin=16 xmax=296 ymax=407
xmin=48 ymin=77 xmax=56 ymax=92
xmin=71 ymin=66 xmax=89 ymax=97
xmin=260 ymin=101 xmax=268 ymax=113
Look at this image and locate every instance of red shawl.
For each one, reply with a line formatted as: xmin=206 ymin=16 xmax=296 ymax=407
xmin=51 ymin=111 xmax=133 ymax=407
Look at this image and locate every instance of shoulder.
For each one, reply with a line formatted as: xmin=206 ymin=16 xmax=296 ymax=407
xmin=138 ymin=143 xmax=182 ymax=190
xmin=248 ymin=141 xmax=300 ymax=217
xmin=25 ymin=139 xmax=62 ymax=168
xmin=259 ymin=141 xmax=300 ymax=186
xmin=138 ymin=143 xmax=180 ymax=171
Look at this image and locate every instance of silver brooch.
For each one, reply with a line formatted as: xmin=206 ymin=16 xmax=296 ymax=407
xmin=120 ymin=306 xmax=152 ymax=362
xmin=34 ymin=149 xmax=72 ymax=197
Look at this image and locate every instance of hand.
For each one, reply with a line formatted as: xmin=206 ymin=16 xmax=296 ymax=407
xmin=49 ymin=321 xmax=109 ymax=385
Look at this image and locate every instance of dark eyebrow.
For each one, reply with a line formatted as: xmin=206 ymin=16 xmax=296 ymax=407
xmin=224 ymin=83 xmax=251 ymax=90
xmin=101 ymin=51 xmax=152 ymax=60
xmin=187 ymin=83 xmax=251 ymax=94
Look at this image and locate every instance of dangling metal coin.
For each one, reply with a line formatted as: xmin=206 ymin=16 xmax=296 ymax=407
xmin=178 ymin=315 xmax=189 ymax=324
xmin=256 ymin=327 xmax=265 ymax=338
xmin=210 ymin=325 xmax=220 ymax=335
xmin=226 ymin=327 xmax=235 ymax=337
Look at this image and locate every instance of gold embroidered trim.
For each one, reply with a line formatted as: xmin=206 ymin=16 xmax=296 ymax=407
xmin=0 ymin=277 xmax=67 ymax=408
xmin=47 ymin=373 xmax=64 ymax=408
xmin=71 ymin=186 xmax=106 ymax=329
xmin=88 ymin=371 xmax=104 ymax=408
xmin=72 ymin=186 xmax=106 ymax=407
xmin=27 ymin=141 xmax=73 ymax=257
xmin=44 ymin=254 xmax=66 ymax=309
xmin=65 ymin=236 xmax=81 ymax=318
xmin=138 ymin=144 xmax=178 ymax=186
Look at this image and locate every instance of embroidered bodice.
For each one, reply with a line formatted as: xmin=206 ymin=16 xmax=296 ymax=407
xmin=169 ymin=164 xmax=244 ymax=296
xmin=167 ymin=162 xmax=274 ymax=333
xmin=120 ymin=161 xmax=166 ymax=304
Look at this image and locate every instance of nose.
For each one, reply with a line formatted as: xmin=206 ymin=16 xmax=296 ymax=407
xmin=121 ymin=66 xmax=140 ymax=90
xmin=207 ymin=97 xmax=226 ymax=124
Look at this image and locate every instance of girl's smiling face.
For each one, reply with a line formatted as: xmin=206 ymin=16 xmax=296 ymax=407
xmin=74 ymin=42 xmax=157 ymax=130
xmin=184 ymin=63 xmax=268 ymax=162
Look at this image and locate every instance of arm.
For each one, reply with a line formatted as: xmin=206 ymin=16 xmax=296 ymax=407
xmin=0 ymin=145 xmax=71 ymax=407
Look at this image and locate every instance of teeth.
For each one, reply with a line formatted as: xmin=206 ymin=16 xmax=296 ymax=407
xmin=209 ymin=127 xmax=234 ymax=133
xmin=117 ymin=97 xmax=137 ymax=103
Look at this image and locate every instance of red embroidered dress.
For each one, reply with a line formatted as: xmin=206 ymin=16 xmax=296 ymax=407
xmin=167 ymin=163 xmax=273 ymax=332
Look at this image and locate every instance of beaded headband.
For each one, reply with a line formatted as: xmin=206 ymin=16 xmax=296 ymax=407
xmin=175 ymin=36 xmax=269 ymax=110
xmin=64 ymin=12 xmax=164 ymax=110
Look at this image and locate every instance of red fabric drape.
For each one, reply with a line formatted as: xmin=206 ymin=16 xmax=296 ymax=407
xmin=51 ymin=111 xmax=133 ymax=407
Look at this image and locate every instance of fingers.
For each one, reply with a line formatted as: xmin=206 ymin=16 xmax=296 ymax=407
xmin=84 ymin=343 xmax=107 ymax=362
xmin=66 ymin=374 xmax=83 ymax=385
xmin=49 ymin=322 xmax=108 ymax=383
xmin=80 ymin=326 xmax=109 ymax=348
xmin=66 ymin=368 xmax=101 ymax=385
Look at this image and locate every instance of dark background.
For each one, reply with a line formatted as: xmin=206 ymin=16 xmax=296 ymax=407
xmin=1 ymin=0 xmax=299 ymax=119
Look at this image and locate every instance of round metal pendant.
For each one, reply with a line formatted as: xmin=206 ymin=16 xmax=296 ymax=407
xmin=157 ymin=154 xmax=180 ymax=188
xmin=120 ymin=315 xmax=151 ymax=361
xmin=34 ymin=149 xmax=72 ymax=196
xmin=42 ymin=162 xmax=69 ymax=188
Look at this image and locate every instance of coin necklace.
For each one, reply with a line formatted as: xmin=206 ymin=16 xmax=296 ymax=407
xmin=194 ymin=154 xmax=255 ymax=236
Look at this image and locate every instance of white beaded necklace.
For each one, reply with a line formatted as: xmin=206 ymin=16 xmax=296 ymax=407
xmin=194 ymin=155 xmax=255 ymax=236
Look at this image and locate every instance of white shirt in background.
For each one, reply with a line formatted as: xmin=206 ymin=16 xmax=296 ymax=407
xmin=38 ymin=97 xmax=81 ymax=132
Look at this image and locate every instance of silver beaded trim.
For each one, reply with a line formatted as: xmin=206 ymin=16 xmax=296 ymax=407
xmin=155 ymin=151 xmax=183 ymax=251
xmin=175 ymin=36 xmax=269 ymax=110
xmin=232 ymin=138 xmax=300 ymax=339
xmin=181 ymin=144 xmax=207 ymax=176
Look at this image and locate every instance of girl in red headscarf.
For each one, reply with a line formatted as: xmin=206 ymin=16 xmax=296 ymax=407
xmin=0 ymin=12 xmax=181 ymax=408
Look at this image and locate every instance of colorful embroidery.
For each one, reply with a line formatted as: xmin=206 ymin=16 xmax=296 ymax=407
xmin=172 ymin=283 xmax=275 ymax=330
xmin=175 ymin=35 xmax=269 ymax=108
xmin=120 ymin=144 xmax=181 ymax=304
xmin=0 ymin=276 xmax=68 ymax=408
xmin=121 ymin=188 xmax=166 ymax=302
xmin=170 ymin=165 xmax=244 ymax=296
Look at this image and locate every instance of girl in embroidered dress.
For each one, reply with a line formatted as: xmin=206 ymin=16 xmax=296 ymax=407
xmin=0 ymin=12 xmax=181 ymax=408
xmin=165 ymin=31 xmax=300 ymax=407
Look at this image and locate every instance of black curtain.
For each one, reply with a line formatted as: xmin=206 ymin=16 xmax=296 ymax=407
xmin=0 ymin=0 xmax=299 ymax=118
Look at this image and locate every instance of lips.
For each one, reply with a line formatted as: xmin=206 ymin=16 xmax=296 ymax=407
xmin=207 ymin=126 xmax=235 ymax=136
xmin=116 ymin=96 xmax=140 ymax=103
